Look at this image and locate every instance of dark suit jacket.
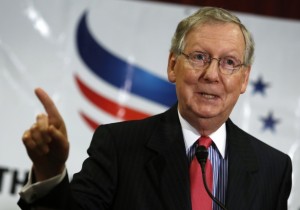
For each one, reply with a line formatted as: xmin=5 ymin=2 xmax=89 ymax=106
xmin=18 ymin=105 xmax=292 ymax=210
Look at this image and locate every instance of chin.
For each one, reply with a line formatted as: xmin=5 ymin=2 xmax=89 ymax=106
xmin=193 ymin=109 xmax=219 ymax=119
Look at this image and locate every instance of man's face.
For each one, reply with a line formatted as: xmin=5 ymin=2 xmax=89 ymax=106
xmin=167 ymin=22 xmax=251 ymax=130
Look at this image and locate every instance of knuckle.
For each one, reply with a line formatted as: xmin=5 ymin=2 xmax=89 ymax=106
xmin=30 ymin=123 xmax=38 ymax=131
xmin=22 ymin=130 xmax=30 ymax=140
xmin=36 ymin=113 xmax=46 ymax=120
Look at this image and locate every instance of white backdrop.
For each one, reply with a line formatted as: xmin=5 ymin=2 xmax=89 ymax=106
xmin=0 ymin=0 xmax=299 ymax=209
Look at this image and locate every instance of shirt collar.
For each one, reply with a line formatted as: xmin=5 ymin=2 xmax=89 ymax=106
xmin=178 ymin=110 xmax=227 ymax=158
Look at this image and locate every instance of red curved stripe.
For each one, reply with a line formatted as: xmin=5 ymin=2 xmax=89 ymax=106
xmin=75 ymin=74 xmax=150 ymax=121
xmin=79 ymin=111 xmax=100 ymax=130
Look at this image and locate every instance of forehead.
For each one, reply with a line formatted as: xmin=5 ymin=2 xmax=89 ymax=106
xmin=184 ymin=22 xmax=246 ymax=55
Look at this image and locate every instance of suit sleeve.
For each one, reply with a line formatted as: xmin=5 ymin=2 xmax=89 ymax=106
xmin=18 ymin=125 xmax=118 ymax=210
xmin=276 ymin=154 xmax=292 ymax=210
xmin=70 ymin=125 xmax=118 ymax=209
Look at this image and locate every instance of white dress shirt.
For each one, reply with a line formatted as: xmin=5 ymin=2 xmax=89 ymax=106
xmin=177 ymin=110 xmax=226 ymax=158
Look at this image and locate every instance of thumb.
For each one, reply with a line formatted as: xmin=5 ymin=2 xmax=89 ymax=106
xmin=48 ymin=125 xmax=69 ymax=156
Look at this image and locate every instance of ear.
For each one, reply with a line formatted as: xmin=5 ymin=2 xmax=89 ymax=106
xmin=167 ymin=52 xmax=177 ymax=83
xmin=240 ymin=66 xmax=251 ymax=94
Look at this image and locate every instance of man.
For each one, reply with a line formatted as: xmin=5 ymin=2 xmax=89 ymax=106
xmin=19 ymin=7 xmax=292 ymax=210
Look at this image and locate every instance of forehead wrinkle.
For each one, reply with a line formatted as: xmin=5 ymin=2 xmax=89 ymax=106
xmin=184 ymin=23 xmax=245 ymax=58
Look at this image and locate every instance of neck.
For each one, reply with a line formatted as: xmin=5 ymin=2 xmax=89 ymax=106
xmin=179 ymin=111 xmax=227 ymax=136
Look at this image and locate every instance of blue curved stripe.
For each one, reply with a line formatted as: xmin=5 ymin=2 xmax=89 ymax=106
xmin=76 ymin=12 xmax=177 ymax=107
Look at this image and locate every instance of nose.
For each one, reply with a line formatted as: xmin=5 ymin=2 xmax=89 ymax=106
xmin=201 ymin=58 xmax=220 ymax=81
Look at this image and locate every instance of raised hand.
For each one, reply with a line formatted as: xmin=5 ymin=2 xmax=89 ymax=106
xmin=22 ymin=88 xmax=69 ymax=181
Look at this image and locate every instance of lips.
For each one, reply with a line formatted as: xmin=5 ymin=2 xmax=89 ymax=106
xmin=200 ymin=92 xmax=218 ymax=99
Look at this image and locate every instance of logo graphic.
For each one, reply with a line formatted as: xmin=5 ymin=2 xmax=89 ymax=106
xmin=75 ymin=12 xmax=177 ymax=129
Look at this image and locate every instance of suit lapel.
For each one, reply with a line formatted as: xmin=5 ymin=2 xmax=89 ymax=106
xmin=144 ymin=109 xmax=260 ymax=210
xmin=145 ymin=105 xmax=191 ymax=210
xmin=226 ymin=119 xmax=259 ymax=210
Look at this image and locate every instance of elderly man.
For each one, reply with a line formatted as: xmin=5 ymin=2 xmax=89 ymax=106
xmin=19 ymin=7 xmax=292 ymax=210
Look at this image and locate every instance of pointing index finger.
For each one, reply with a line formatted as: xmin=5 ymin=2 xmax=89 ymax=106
xmin=34 ymin=88 xmax=62 ymax=124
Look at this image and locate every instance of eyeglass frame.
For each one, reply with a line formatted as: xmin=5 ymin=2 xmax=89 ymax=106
xmin=180 ymin=51 xmax=246 ymax=75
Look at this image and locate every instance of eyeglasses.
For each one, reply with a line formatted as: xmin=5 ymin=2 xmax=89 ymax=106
xmin=180 ymin=51 xmax=245 ymax=75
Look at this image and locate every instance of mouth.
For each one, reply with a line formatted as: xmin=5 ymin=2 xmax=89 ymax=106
xmin=200 ymin=92 xmax=218 ymax=99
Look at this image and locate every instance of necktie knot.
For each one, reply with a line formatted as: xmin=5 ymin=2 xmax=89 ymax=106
xmin=198 ymin=136 xmax=212 ymax=149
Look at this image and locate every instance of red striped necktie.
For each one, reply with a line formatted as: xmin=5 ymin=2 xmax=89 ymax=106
xmin=190 ymin=136 xmax=213 ymax=210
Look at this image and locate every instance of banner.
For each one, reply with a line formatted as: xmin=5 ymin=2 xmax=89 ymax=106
xmin=0 ymin=0 xmax=299 ymax=209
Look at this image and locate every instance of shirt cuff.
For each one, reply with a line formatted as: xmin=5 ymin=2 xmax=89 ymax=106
xmin=19 ymin=168 xmax=67 ymax=203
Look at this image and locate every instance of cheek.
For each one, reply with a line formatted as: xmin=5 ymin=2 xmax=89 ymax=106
xmin=177 ymin=72 xmax=198 ymax=89
xmin=222 ymin=75 xmax=246 ymax=102
xmin=227 ymin=70 xmax=247 ymax=89
xmin=172 ymin=62 xmax=197 ymax=84
xmin=175 ymin=71 xmax=198 ymax=98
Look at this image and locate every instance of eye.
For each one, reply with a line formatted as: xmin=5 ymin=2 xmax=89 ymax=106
xmin=223 ymin=57 xmax=240 ymax=67
xmin=191 ymin=52 xmax=206 ymax=62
